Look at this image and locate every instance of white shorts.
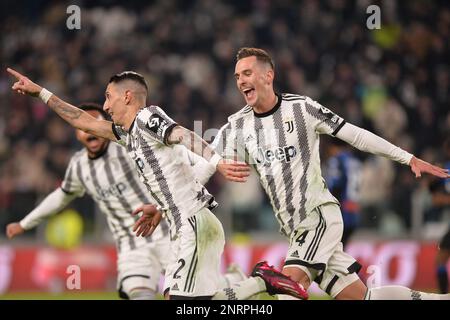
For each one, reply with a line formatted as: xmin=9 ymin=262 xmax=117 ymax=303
xmin=117 ymin=235 xmax=171 ymax=298
xmin=164 ymin=208 xmax=225 ymax=298
xmin=283 ymin=203 xmax=361 ymax=298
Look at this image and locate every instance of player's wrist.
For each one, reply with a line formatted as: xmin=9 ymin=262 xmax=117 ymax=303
xmin=209 ymin=153 xmax=222 ymax=168
xmin=38 ymin=88 xmax=53 ymax=104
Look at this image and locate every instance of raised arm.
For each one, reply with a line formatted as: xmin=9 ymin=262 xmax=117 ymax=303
xmin=335 ymin=122 xmax=449 ymax=179
xmin=6 ymin=188 xmax=77 ymax=239
xmin=7 ymin=68 xmax=116 ymax=141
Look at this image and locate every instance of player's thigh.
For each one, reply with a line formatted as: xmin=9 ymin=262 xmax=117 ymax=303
xmin=283 ymin=204 xmax=343 ymax=287
xmin=169 ymin=208 xmax=225 ymax=299
xmin=116 ymin=243 xmax=163 ymax=298
xmin=154 ymin=234 xmax=172 ymax=271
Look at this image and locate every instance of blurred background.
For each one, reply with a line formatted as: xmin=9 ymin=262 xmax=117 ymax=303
xmin=0 ymin=0 xmax=448 ymax=298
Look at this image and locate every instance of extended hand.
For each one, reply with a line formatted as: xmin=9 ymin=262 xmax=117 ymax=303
xmin=7 ymin=67 xmax=42 ymax=97
xmin=6 ymin=223 xmax=25 ymax=239
xmin=409 ymin=156 xmax=450 ymax=179
xmin=217 ymin=159 xmax=250 ymax=182
xmin=132 ymin=204 xmax=162 ymax=237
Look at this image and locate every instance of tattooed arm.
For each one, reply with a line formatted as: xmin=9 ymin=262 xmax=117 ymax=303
xmin=167 ymin=125 xmax=218 ymax=163
xmin=46 ymin=95 xmax=116 ymax=140
xmin=7 ymin=67 xmax=116 ymax=141
xmin=167 ymin=125 xmax=250 ymax=182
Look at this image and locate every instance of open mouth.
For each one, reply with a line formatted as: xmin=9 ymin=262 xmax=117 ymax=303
xmin=242 ymin=88 xmax=255 ymax=99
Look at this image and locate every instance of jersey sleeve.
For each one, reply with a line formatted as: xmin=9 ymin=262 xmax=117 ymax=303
xmin=302 ymin=97 xmax=346 ymax=136
xmin=211 ymin=122 xmax=244 ymax=161
xmin=112 ymin=123 xmax=128 ymax=147
xmin=60 ymin=156 xmax=86 ymax=197
xmin=178 ymin=146 xmax=216 ymax=185
xmin=136 ymin=106 xmax=178 ymax=145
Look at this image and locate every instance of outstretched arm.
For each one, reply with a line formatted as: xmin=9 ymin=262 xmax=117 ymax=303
xmin=167 ymin=125 xmax=250 ymax=182
xmin=7 ymin=68 xmax=116 ymax=141
xmin=335 ymin=123 xmax=449 ymax=179
xmin=6 ymin=188 xmax=77 ymax=239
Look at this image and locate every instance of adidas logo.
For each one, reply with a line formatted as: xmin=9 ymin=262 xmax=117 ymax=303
xmin=171 ymin=283 xmax=179 ymax=291
xmin=291 ymin=250 xmax=299 ymax=258
xmin=245 ymin=134 xmax=255 ymax=142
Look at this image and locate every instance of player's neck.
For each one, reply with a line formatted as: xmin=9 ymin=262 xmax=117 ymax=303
xmin=87 ymin=141 xmax=110 ymax=160
xmin=122 ymin=104 xmax=141 ymax=132
xmin=252 ymin=92 xmax=278 ymax=115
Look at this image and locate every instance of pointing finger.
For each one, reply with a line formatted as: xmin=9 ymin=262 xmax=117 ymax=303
xmin=6 ymin=68 xmax=23 ymax=80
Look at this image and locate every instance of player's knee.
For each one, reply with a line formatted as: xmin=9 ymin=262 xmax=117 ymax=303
xmin=282 ymin=266 xmax=311 ymax=289
xmin=332 ymin=277 xmax=366 ymax=300
xmin=128 ymin=287 xmax=156 ymax=300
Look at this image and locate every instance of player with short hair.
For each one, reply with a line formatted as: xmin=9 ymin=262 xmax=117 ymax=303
xmin=6 ymin=103 xmax=171 ymax=300
xmin=6 ymin=102 xmax=250 ymax=299
xmin=7 ymin=68 xmax=308 ymax=300
xmin=212 ymin=47 xmax=449 ymax=300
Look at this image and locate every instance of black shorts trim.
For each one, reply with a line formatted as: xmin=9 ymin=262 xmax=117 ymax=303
xmin=347 ymin=261 xmax=362 ymax=274
xmin=284 ymin=260 xmax=326 ymax=284
xmin=325 ymin=275 xmax=339 ymax=295
xmin=284 ymin=259 xmax=326 ymax=271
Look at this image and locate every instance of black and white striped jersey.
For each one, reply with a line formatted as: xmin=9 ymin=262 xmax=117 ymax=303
xmin=213 ymin=93 xmax=345 ymax=237
xmin=112 ymin=106 xmax=216 ymax=239
xmin=61 ymin=142 xmax=169 ymax=252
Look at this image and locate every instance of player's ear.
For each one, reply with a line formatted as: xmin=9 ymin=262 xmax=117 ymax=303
xmin=124 ymin=90 xmax=132 ymax=105
xmin=266 ymin=69 xmax=274 ymax=85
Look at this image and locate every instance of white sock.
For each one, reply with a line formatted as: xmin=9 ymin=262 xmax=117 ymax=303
xmin=366 ymin=286 xmax=450 ymax=300
xmin=212 ymin=277 xmax=266 ymax=300
xmin=128 ymin=288 xmax=156 ymax=300
xmin=277 ymin=294 xmax=300 ymax=300
xmin=218 ymin=263 xmax=249 ymax=289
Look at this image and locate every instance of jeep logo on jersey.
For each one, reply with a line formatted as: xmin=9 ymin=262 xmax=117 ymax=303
xmin=98 ymin=182 xmax=127 ymax=199
xmin=146 ymin=114 xmax=169 ymax=137
xmin=255 ymin=145 xmax=297 ymax=164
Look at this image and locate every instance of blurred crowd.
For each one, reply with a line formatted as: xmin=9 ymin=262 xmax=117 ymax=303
xmin=0 ymin=0 xmax=448 ymax=240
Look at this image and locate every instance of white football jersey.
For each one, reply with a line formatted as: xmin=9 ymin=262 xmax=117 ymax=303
xmin=213 ymin=93 xmax=345 ymax=237
xmin=61 ymin=142 xmax=169 ymax=252
xmin=112 ymin=106 xmax=216 ymax=239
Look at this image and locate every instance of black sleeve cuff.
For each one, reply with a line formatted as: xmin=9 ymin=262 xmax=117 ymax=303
xmin=331 ymin=120 xmax=346 ymax=136
xmin=60 ymin=187 xmax=74 ymax=195
xmin=163 ymin=123 xmax=178 ymax=145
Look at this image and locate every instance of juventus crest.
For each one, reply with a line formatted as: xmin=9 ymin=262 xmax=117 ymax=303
xmin=285 ymin=119 xmax=294 ymax=133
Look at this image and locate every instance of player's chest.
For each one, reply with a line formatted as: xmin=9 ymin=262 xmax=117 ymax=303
xmin=81 ymin=159 xmax=130 ymax=199
xmin=241 ymin=118 xmax=301 ymax=165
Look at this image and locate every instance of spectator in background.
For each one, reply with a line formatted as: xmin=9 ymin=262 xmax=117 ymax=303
xmin=0 ymin=0 xmax=448 ymax=236
xmin=428 ymin=137 xmax=450 ymax=294
xmin=324 ymin=138 xmax=362 ymax=248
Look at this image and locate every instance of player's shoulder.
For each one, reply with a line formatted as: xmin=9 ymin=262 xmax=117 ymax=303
xmin=136 ymin=105 xmax=154 ymax=119
xmin=281 ymin=93 xmax=308 ymax=102
xmin=227 ymin=104 xmax=253 ymax=123
xmin=69 ymin=148 xmax=87 ymax=165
